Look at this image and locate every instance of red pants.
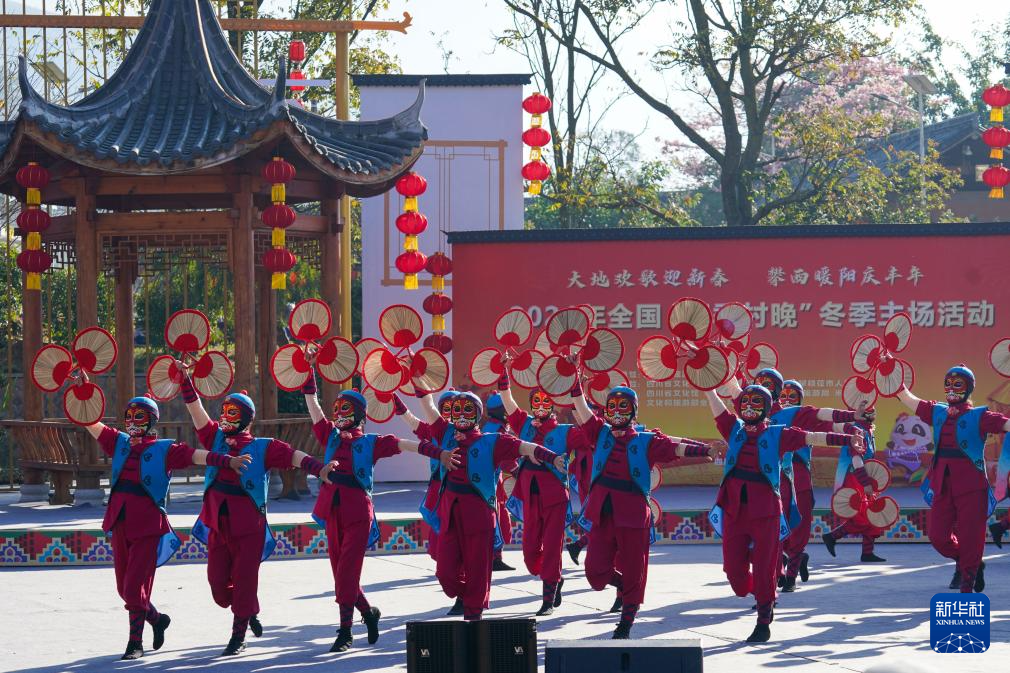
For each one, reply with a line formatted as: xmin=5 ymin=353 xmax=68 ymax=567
xmin=830 ymin=521 xmax=877 ymax=554
xmin=585 ymin=512 xmax=650 ymax=605
xmin=424 ymin=478 xmax=441 ymax=561
xmin=929 ymin=482 xmax=988 ymax=590
xmin=427 ymin=527 xmax=439 ymax=561
xmin=436 ymin=501 xmax=493 ymax=615
xmin=206 ymin=516 xmax=266 ymax=618
xmin=783 ymin=489 xmax=814 ymax=577
xmin=721 ymin=506 xmax=781 ymax=608
xmin=324 ymin=510 xmax=370 ymax=606
xmin=497 ymin=479 xmax=512 ymax=546
xmin=521 ymin=495 xmax=566 ymax=583
xmin=111 ymin=530 xmax=159 ymax=613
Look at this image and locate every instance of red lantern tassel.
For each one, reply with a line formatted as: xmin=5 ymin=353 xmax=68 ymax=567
xmin=990 ymin=187 xmax=1005 ymax=199
xmin=272 ymin=272 xmax=287 ymax=290
xmin=404 ymin=273 xmax=418 ymax=290
xmin=26 ymin=272 xmax=40 ymax=291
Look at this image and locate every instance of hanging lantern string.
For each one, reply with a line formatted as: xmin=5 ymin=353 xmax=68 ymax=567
xmin=984 ymin=82 xmax=1010 ymax=199
xmin=395 ymin=171 xmax=428 ymax=290
xmin=262 ymin=156 xmax=297 ymax=289
xmin=522 ymin=92 xmax=553 ymax=196
xmin=16 ymin=161 xmax=52 ymax=291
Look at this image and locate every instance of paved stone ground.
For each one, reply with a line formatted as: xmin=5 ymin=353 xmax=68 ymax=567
xmin=3 ymin=543 xmax=1007 ymax=673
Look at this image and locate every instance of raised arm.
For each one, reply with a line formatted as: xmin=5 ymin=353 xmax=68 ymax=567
xmin=301 ymin=369 xmax=326 ymax=425
xmin=497 ymin=369 xmax=521 ymax=416
xmin=895 ymin=385 xmax=922 ymax=412
xmin=178 ymin=364 xmax=211 ymax=430
xmin=416 ymin=390 xmax=440 ymax=423
xmin=722 ymin=377 xmax=743 ymax=398
xmin=393 ymin=396 xmax=422 ymax=431
xmin=570 ymin=377 xmax=594 ymax=425
xmin=704 ymin=389 xmax=729 ymax=418
xmin=84 ymin=421 xmax=108 ymax=440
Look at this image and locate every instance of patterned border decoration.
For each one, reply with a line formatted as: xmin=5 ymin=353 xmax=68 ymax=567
xmin=0 ymin=507 xmax=1003 ymax=567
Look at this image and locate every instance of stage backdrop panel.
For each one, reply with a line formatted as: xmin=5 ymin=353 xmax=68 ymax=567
xmin=448 ymin=223 xmax=1010 ymax=487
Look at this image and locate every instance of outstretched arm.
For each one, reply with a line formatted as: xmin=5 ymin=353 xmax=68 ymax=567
xmin=416 ymin=390 xmax=440 ymax=423
xmin=301 ymin=369 xmax=326 ymax=425
xmin=178 ymin=363 xmax=211 ymax=430
xmin=704 ymin=389 xmax=729 ymax=418
xmin=400 ymin=439 xmax=462 ymax=470
xmin=192 ymin=449 xmax=252 ymax=472
xmin=895 ymin=385 xmax=922 ymax=412
xmin=518 ymin=440 xmax=566 ymax=474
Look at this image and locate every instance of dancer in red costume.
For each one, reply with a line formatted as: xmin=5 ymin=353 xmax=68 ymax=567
xmin=84 ymin=395 xmax=249 ymax=660
xmin=178 ymin=372 xmax=334 ymax=656
xmin=483 ymin=392 xmax=517 ymax=572
xmin=704 ymin=384 xmax=863 ymax=642
xmin=895 ymin=365 xmax=1010 ymax=592
xmin=497 ymin=370 xmax=588 ymax=615
xmin=423 ymin=391 xmax=563 ymax=621
xmin=299 ymin=369 xmax=447 ymax=652
xmin=569 ymin=381 xmax=714 ymax=639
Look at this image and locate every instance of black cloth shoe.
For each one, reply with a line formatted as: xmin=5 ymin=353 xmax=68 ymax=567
xmin=566 ymin=542 xmax=583 ymax=566
xmin=799 ymin=553 xmax=810 ymax=582
xmin=121 ymin=641 xmax=144 ymax=660
xmin=249 ymin=615 xmax=263 ymax=638
xmin=152 ymin=614 xmax=171 ymax=651
xmin=990 ymin=523 xmax=1005 ymax=549
xmin=221 ymin=637 xmax=246 ymax=656
xmin=447 ymin=597 xmax=465 ymax=616
xmin=609 ymin=594 xmax=623 ymax=613
xmin=492 ymin=558 xmax=515 ymax=572
xmin=861 ymin=553 xmax=886 ymax=563
xmin=949 ymin=569 xmax=961 ymax=590
xmin=330 ymin=627 xmax=353 ymax=653
xmin=553 ymin=578 xmax=565 ymax=608
xmin=780 ymin=576 xmax=797 ymax=593
xmin=362 ymin=607 xmax=381 ymax=645
xmin=822 ymin=533 xmax=837 ymax=557
xmin=535 ymin=601 xmax=554 ymax=616
xmin=746 ymin=623 xmax=771 ymax=643
xmin=612 ymin=622 xmax=632 ymax=639
xmin=974 ymin=562 xmax=986 ymax=593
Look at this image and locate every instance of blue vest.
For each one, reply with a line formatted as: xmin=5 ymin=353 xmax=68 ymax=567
xmin=314 ymin=432 xmax=381 ymax=548
xmin=575 ymin=426 xmax=656 ymax=544
xmin=920 ymin=405 xmax=997 ymax=515
xmin=506 ymin=419 xmax=576 ymax=526
xmin=833 ymin=422 xmax=876 ymax=492
xmin=482 ymin=419 xmax=505 ymax=435
xmin=772 ymin=406 xmax=813 ymax=469
xmin=708 ymin=421 xmax=796 ymax=541
xmin=996 ymin=433 xmax=1010 ymax=502
xmin=419 ymin=425 xmax=455 ymax=530
xmin=109 ymin=433 xmax=181 ymax=567
xmin=428 ymin=432 xmax=505 ymax=549
xmin=191 ymin=432 xmax=277 ymax=561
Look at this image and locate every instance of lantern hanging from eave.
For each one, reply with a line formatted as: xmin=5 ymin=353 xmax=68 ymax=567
xmin=394 ymin=171 xmax=429 ymax=289
xmin=261 ymin=157 xmax=297 ymax=288
xmin=522 ymin=93 xmax=553 ymax=195
xmin=15 ymin=162 xmax=51 ymax=290
xmin=983 ymin=84 xmax=1010 ymax=123
xmin=983 ymin=165 xmax=1010 ymax=199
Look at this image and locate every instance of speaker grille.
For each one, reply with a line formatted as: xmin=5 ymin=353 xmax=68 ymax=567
xmin=407 ymin=621 xmax=468 ymax=673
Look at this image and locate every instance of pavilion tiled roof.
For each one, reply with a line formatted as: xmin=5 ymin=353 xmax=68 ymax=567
xmin=0 ymin=0 xmax=426 ymax=194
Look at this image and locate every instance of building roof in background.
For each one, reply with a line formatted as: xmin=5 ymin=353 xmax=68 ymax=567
xmin=352 ymin=73 xmax=531 ymax=87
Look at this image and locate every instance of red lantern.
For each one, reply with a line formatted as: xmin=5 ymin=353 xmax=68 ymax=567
xmin=395 ymin=211 xmax=428 ymax=236
xmin=522 ymin=161 xmax=551 ymax=182
xmin=288 ymin=40 xmax=306 ymax=63
xmin=263 ymin=248 xmax=297 ymax=289
xmin=522 ymin=92 xmax=552 ymax=115
xmin=17 ymin=248 xmax=52 ymax=273
xmin=395 ymin=172 xmax=427 ymax=198
xmin=262 ymin=157 xmax=296 ymax=184
xmin=983 ymin=165 xmax=1010 ymax=199
xmin=16 ymin=162 xmax=50 ymax=190
xmin=289 ymin=69 xmax=306 ymax=93
xmin=17 ymin=208 xmax=51 ymax=233
xmin=262 ymin=203 xmax=297 ymax=229
xmin=424 ymin=333 xmax=453 ymax=355
xmin=522 ymin=127 xmax=551 ymax=148
xmin=422 ymin=293 xmax=453 ymax=316
xmin=982 ymin=126 xmax=1010 ymax=159
xmin=425 ymin=252 xmax=452 ymax=277
xmin=983 ymin=84 xmax=1010 ymax=109
xmin=396 ymin=250 xmax=427 ymax=290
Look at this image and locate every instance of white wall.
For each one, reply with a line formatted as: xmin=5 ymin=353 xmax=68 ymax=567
xmin=359 ymin=78 xmax=527 ymax=480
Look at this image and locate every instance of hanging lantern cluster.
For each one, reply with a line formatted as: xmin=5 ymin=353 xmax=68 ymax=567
xmin=394 ymin=171 xmax=428 ymax=290
xmin=262 ymin=157 xmax=298 ymax=289
xmin=288 ymin=40 xmax=306 ymax=106
xmin=423 ymin=252 xmax=453 ymax=354
xmin=983 ymin=83 xmax=1010 ymax=199
xmin=16 ymin=162 xmax=52 ymax=291
xmin=521 ymin=93 xmax=552 ymax=195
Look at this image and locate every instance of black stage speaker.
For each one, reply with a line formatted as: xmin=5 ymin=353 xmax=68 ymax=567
xmin=406 ymin=621 xmax=470 ymax=673
xmin=545 ymin=638 xmax=704 ymax=673
xmin=472 ymin=618 xmax=537 ymax=673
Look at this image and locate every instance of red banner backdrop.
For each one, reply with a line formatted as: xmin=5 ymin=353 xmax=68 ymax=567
xmin=449 ymin=224 xmax=1010 ymax=486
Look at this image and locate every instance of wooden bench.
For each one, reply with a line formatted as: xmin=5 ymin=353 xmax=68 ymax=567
xmin=1 ymin=420 xmax=109 ymax=504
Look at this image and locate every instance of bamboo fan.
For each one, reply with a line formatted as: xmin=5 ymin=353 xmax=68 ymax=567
xmin=536 ymin=354 xmax=579 ymax=396
xmin=362 ymin=347 xmax=407 ymax=393
xmin=288 ymin=298 xmax=332 ymax=342
xmin=649 ymin=498 xmax=662 ymax=526
xmin=874 ymin=358 xmax=912 ymax=397
xmin=191 ymin=351 xmax=234 ymax=398
xmin=991 ymin=338 xmax=1010 ymax=377
xmin=667 ymin=298 xmax=712 ymax=342
xmin=533 ymin=328 xmax=553 ymax=357
xmin=510 ymin=348 xmax=545 ymax=389
xmin=355 ymin=338 xmax=384 ymax=371
xmin=650 ymin=466 xmax=663 ymax=491
xmin=864 ymin=496 xmax=899 ymax=530
xmin=63 ymin=382 xmax=105 ymax=426
xmin=842 ymin=375 xmax=878 ymax=411
xmin=577 ymin=304 xmax=597 ymax=328
xmin=850 ymin=335 xmax=883 ymax=374
xmin=146 ymin=355 xmax=183 ymax=402
xmin=684 ymin=344 xmax=731 ymax=391
xmin=743 ymin=342 xmax=778 ymax=378
xmin=883 ymin=312 xmax=912 ymax=353
xmin=863 ymin=459 xmax=892 ymax=493
xmin=72 ymin=327 xmax=118 ymax=375
xmin=271 ymin=344 xmax=312 ymax=391
xmin=362 ymin=385 xmax=395 ymax=423
xmin=637 ymin=335 xmax=679 ymax=382
xmin=31 ymin=344 xmax=73 ymax=392
xmin=165 ymin=309 xmax=210 ymax=353
xmin=831 ymin=487 xmax=862 ymax=519
xmin=714 ymin=302 xmax=752 ymax=341
xmin=494 ymin=308 xmax=533 ymax=349
xmin=587 ymin=368 xmax=629 ymax=407
xmin=546 ymin=307 xmax=590 ymax=350
xmin=316 ymin=336 xmax=359 ymax=384
xmin=379 ymin=304 xmax=423 ymax=349
xmin=581 ymin=328 xmax=624 ymax=373
xmin=410 ymin=347 xmax=450 ymax=393
xmin=469 ymin=347 xmax=505 ymax=387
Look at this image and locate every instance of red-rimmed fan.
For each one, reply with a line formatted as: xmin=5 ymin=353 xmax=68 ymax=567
xmin=864 ymin=495 xmax=899 ymax=530
xmin=863 ymin=459 xmax=891 ymax=493
xmin=581 ymin=328 xmax=624 ymax=373
xmin=31 ymin=328 xmax=121 ymax=426
xmin=379 ymin=304 xmax=424 ymax=349
xmin=362 ymin=385 xmax=396 ymax=423
xmin=713 ymin=302 xmax=752 ymax=341
xmin=850 ymin=314 xmax=914 ymax=397
xmin=470 ymin=347 xmax=506 ymax=387
xmin=637 ymin=335 xmax=679 ymax=382
xmin=742 ymin=342 xmax=778 ymax=378
xmin=546 ymin=307 xmax=590 ymax=352
xmin=667 ymin=298 xmax=712 ymax=342
xmin=271 ymin=344 xmax=313 ymax=392
xmin=362 ymin=347 xmax=408 ymax=394
xmin=288 ymin=299 xmax=331 ymax=343
xmin=31 ymin=344 xmax=73 ymax=392
xmin=150 ymin=309 xmax=234 ymax=401
xmin=649 ymin=497 xmax=662 ymax=525
xmin=502 ymin=473 xmax=517 ymax=498
xmin=850 ymin=335 xmax=883 ymax=374
xmin=534 ymin=328 xmax=552 ymax=358
xmin=842 ymin=375 xmax=878 ymax=411
xmin=650 ymin=466 xmax=663 ymax=491
xmin=410 ymin=347 xmax=450 ymax=393
xmin=717 ymin=373 xmax=746 ymax=400
xmin=883 ymin=313 xmax=912 ymax=354
xmin=577 ymin=304 xmax=597 ymax=329
xmin=494 ymin=308 xmax=533 ymax=349
xmin=874 ymin=358 xmax=913 ymax=397
xmin=537 ymin=354 xmax=580 ymax=396
xmin=72 ymin=327 xmax=118 ymax=375
xmin=831 ymin=486 xmax=862 ymax=520
xmin=63 ymin=381 xmax=105 ymax=426
xmin=316 ymin=337 xmax=359 ymax=385
xmin=586 ymin=369 xmax=629 ymax=407
xmin=990 ymin=337 xmax=1010 ymax=378
xmin=355 ymin=338 xmax=384 ymax=367
xmin=510 ymin=349 xmax=546 ymax=389
xmin=684 ymin=344 xmax=732 ymax=391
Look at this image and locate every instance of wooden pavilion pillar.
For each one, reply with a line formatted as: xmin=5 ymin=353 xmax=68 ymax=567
xmin=256 ymin=266 xmax=277 ymax=418
xmin=114 ymin=251 xmax=137 ymax=411
xmin=18 ymin=276 xmax=46 ymax=501
xmin=320 ymin=193 xmax=341 ymax=412
xmin=335 ymin=32 xmax=352 ymax=343
xmin=232 ymin=174 xmax=257 ymax=399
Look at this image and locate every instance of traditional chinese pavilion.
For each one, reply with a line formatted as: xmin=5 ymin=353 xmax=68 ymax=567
xmin=0 ymin=0 xmax=426 ymax=428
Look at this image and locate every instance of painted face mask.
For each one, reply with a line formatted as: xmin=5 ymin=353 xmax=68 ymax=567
xmin=124 ymin=404 xmax=155 ymax=438
xmin=530 ymin=390 xmax=554 ymax=420
xmin=779 ymin=382 xmax=803 ymax=408
xmin=452 ymin=397 xmax=480 ymax=431
xmin=219 ymin=402 xmax=245 ymax=435
xmin=605 ymin=395 xmax=635 ymax=429
xmin=333 ymin=398 xmax=359 ymax=430
xmin=944 ymin=374 xmax=971 ymax=405
xmin=735 ymin=385 xmax=772 ymax=425
xmin=439 ymin=398 xmax=454 ymax=422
